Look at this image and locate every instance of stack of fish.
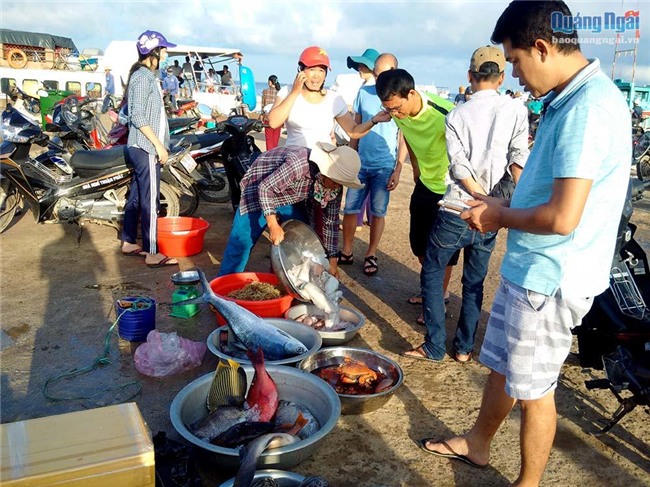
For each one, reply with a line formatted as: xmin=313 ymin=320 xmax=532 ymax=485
xmin=287 ymin=258 xmax=354 ymax=330
xmin=189 ymin=349 xmax=322 ymax=487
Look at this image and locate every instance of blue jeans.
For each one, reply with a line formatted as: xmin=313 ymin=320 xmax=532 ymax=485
xmin=343 ymin=167 xmax=393 ymax=217
xmin=218 ymin=204 xmax=308 ymax=276
xmin=421 ymin=210 xmax=497 ymax=359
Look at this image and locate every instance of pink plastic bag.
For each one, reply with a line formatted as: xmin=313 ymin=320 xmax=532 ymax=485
xmin=134 ymin=330 xmax=207 ymax=377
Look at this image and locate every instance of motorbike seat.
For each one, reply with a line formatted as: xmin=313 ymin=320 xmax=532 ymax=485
xmin=171 ymin=131 xmax=229 ymax=151
xmin=168 ymin=117 xmax=200 ymax=131
xmin=69 ymin=146 xmax=128 ymax=177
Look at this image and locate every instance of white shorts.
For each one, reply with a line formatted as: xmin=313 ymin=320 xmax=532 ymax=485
xmin=479 ymin=277 xmax=594 ymax=400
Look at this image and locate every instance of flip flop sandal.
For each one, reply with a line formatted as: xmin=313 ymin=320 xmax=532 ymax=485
xmin=363 ymin=255 xmax=378 ymax=276
xmin=407 ymin=292 xmax=423 ymax=305
xmin=337 ymin=251 xmax=354 ymax=265
xmin=122 ymin=248 xmax=146 ymax=257
xmin=416 ymin=314 xmax=425 ymax=326
xmin=146 ymin=256 xmax=179 ymax=268
xmin=416 ymin=438 xmax=488 ymax=469
xmin=400 ymin=345 xmax=442 ymax=363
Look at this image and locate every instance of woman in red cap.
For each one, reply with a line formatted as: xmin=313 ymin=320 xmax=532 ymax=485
xmin=267 ymin=46 xmax=389 ymax=150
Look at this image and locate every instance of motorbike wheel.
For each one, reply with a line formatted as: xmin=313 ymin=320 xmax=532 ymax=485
xmin=178 ymin=184 xmax=199 ymax=217
xmin=637 ymin=156 xmax=650 ymax=182
xmin=0 ymin=184 xmax=21 ymax=234
xmin=197 ymin=161 xmax=231 ymax=203
xmin=159 ymin=181 xmax=181 ymax=217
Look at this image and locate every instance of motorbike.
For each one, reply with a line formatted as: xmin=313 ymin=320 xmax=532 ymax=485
xmin=0 ymin=105 xmax=185 ymax=234
xmin=213 ymin=112 xmax=263 ymax=210
xmin=634 ymin=131 xmax=650 ymax=175
xmin=574 ymin=176 xmax=650 ymax=434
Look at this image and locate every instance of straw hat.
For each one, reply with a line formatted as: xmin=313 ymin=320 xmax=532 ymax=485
xmin=309 ymin=142 xmax=364 ymax=189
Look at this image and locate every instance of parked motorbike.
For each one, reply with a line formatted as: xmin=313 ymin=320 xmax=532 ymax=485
xmin=170 ymin=130 xmax=230 ymax=203
xmin=165 ymin=98 xmax=200 ymax=119
xmin=0 ymin=105 xmax=182 ymax=234
xmin=214 ymin=112 xmax=263 ymax=210
xmin=634 ymin=131 xmax=650 ymax=175
xmin=574 ymin=176 xmax=650 ymax=434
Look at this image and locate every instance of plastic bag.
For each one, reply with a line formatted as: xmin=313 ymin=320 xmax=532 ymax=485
xmin=134 ymin=330 xmax=206 ymax=377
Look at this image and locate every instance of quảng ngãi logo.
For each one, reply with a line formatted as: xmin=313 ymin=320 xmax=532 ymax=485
xmin=551 ymin=10 xmax=640 ymax=35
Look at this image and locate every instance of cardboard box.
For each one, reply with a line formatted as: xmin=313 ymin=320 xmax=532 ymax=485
xmin=0 ymin=403 xmax=154 ymax=486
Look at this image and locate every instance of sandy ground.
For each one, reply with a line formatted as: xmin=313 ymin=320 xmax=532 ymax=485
xmin=1 ymin=133 xmax=649 ymax=486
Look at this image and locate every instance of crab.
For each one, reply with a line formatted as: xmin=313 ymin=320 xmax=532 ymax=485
xmin=337 ymin=358 xmax=378 ymax=386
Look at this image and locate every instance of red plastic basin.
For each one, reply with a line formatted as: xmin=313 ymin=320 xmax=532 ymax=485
xmin=209 ymin=272 xmax=294 ymax=325
xmin=157 ymin=217 xmax=210 ymax=257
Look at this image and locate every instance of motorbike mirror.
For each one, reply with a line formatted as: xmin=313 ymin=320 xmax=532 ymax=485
xmin=87 ymin=83 xmax=96 ymax=91
xmin=37 ymin=89 xmax=49 ymax=98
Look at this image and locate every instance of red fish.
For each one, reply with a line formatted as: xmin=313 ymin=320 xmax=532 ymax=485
xmin=245 ymin=348 xmax=279 ymax=422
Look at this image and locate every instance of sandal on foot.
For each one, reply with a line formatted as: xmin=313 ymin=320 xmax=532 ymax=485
xmin=454 ymin=351 xmax=473 ymax=363
xmin=122 ymin=248 xmax=146 ymax=257
xmin=407 ymin=292 xmax=423 ymax=305
xmin=337 ymin=251 xmax=354 ymax=265
xmin=363 ymin=255 xmax=378 ymax=276
xmin=416 ymin=314 xmax=425 ymax=326
xmin=146 ymin=256 xmax=179 ymax=268
xmin=416 ymin=438 xmax=488 ymax=469
xmin=400 ymin=345 xmax=442 ymax=363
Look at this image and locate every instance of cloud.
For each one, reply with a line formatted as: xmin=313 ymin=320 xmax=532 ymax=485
xmin=2 ymin=0 xmax=649 ymax=90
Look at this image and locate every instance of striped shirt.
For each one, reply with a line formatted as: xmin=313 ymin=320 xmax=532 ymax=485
xmin=127 ymin=66 xmax=170 ymax=154
xmin=239 ymin=146 xmax=342 ymax=257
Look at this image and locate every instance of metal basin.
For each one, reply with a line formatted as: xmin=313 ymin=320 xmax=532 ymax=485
xmin=218 ymin=469 xmax=306 ymax=487
xmin=298 ymin=347 xmax=403 ymax=415
xmin=284 ymin=304 xmax=366 ymax=346
xmin=170 ymin=365 xmax=341 ymax=469
xmin=206 ymin=318 xmax=322 ymax=366
xmin=270 ymin=220 xmax=329 ymax=301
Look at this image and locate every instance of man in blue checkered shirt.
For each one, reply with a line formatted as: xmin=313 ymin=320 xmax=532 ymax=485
xmin=218 ymin=143 xmax=363 ymax=277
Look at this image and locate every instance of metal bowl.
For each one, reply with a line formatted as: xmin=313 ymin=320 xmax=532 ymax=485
xmin=298 ymin=347 xmax=403 ymax=415
xmin=218 ymin=469 xmax=306 ymax=487
xmin=284 ymin=304 xmax=366 ymax=346
xmin=206 ymin=318 xmax=322 ymax=366
xmin=270 ymin=220 xmax=329 ymax=301
xmin=170 ymin=365 xmax=341 ymax=469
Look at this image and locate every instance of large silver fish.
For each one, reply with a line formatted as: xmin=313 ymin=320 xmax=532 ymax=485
xmin=233 ymin=433 xmax=298 ymax=487
xmin=171 ymin=270 xmax=308 ymax=360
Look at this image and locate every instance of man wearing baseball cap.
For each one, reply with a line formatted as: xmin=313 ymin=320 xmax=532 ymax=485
xmin=218 ymin=143 xmax=363 ymax=277
xmin=413 ymin=44 xmax=529 ymax=366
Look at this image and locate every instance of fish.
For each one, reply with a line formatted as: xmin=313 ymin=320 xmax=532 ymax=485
xmin=251 ymin=479 xmax=279 ymax=487
xmin=233 ymin=433 xmax=298 ymax=487
xmin=207 ymin=358 xmax=247 ymax=412
xmin=298 ymin=477 xmax=332 ymax=487
xmin=274 ymin=400 xmax=321 ymax=440
xmin=211 ymin=421 xmax=276 ymax=448
xmin=245 ymin=348 xmax=279 ymax=422
xmin=190 ymin=406 xmax=260 ymax=442
xmin=173 ymin=269 xmax=307 ymax=359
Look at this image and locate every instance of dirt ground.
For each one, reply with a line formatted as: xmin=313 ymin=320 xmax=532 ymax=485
xmin=1 ymin=134 xmax=649 ymax=486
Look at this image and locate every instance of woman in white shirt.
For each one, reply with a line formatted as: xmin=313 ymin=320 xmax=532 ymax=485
xmin=268 ymin=46 xmax=389 ymax=149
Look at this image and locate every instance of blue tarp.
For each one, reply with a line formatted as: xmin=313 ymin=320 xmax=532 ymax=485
xmin=0 ymin=29 xmax=78 ymax=55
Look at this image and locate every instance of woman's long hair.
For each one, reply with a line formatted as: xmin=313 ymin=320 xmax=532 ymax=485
xmin=125 ymin=47 xmax=161 ymax=92
xmin=268 ymin=75 xmax=280 ymax=91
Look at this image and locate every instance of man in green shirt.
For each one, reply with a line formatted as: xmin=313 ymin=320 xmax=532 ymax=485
xmin=376 ymin=69 xmax=457 ymax=322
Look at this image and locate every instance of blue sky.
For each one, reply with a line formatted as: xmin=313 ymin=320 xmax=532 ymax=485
xmin=3 ymin=0 xmax=648 ymax=93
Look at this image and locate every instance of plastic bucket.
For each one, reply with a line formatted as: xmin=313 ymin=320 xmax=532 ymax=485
xmin=157 ymin=217 xmax=210 ymax=257
xmin=209 ymin=272 xmax=294 ymax=325
xmin=115 ymin=297 xmax=156 ymax=342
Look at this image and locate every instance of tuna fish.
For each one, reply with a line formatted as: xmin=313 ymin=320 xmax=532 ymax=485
xmin=171 ymin=269 xmax=308 ymax=360
xmin=207 ymin=358 xmax=247 ymax=412
xmin=245 ymin=348 xmax=279 ymax=422
xmin=298 ymin=478 xmax=332 ymax=487
xmin=233 ymin=433 xmax=298 ymax=487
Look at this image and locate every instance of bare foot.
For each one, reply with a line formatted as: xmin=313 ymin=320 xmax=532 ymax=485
xmin=121 ymin=242 xmax=142 ymax=253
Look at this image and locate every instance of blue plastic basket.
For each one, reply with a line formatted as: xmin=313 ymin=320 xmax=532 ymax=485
xmin=115 ymin=297 xmax=156 ymax=342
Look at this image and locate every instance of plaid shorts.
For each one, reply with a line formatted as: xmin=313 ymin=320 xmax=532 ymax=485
xmin=479 ymin=277 xmax=594 ymax=400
